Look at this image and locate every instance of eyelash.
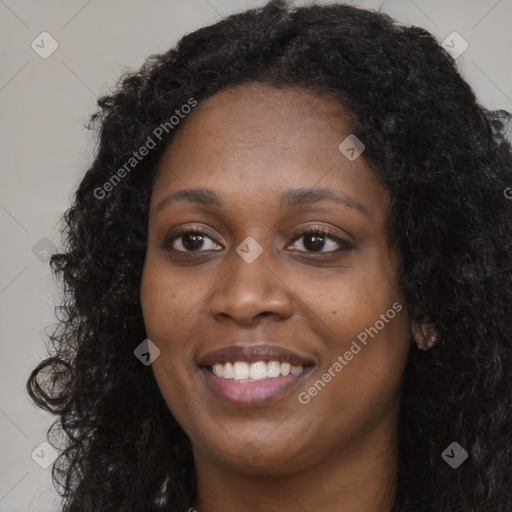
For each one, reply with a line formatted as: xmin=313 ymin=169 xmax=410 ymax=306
xmin=163 ymin=225 xmax=354 ymax=255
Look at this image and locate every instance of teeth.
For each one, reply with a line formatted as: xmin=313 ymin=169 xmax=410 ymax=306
xmin=213 ymin=363 xmax=224 ymax=378
xmin=267 ymin=360 xmax=281 ymax=377
xmin=223 ymin=362 xmax=234 ymax=379
xmin=280 ymin=362 xmax=291 ymax=376
xmin=210 ymin=360 xmax=306 ymax=381
xmin=233 ymin=361 xmax=249 ymax=380
xmin=249 ymin=361 xmax=267 ymax=380
xmin=290 ymin=365 xmax=303 ymax=375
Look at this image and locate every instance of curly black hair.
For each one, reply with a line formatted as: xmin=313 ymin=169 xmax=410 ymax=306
xmin=26 ymin=1 xmax=512 ymax=511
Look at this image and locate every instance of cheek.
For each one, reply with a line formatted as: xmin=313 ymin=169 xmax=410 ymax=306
xmin=295 ymin=257 xmax=406 ymax=345
xmin=140 ymin=254 xmax=201 ymax=342
xmin=140 ymin=256 xmax=200 ymax=395
xmin=298 ymin=257 xmax=410 ymax=405
xmin=293 ymin=296 xmax=409 ymax=453
xmin=140 ymin=258 xmax=202 ymax=430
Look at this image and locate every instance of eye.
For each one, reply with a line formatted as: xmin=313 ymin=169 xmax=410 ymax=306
xmin=164 ymin=227 xmax=222 ymax=253
xmin=288 ymin=227 xmax=353 ymax=254
xmin=163 ymin=225 xmax=353 ymax=255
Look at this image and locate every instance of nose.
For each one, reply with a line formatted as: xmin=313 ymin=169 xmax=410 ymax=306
xmin=208 ymin=243 xmax=294 ymax=326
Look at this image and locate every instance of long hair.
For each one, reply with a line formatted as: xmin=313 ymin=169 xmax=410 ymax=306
xmin=27 ymin=1 xmax=512 ymax=510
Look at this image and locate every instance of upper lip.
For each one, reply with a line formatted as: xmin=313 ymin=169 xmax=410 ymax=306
xmin=197 ymin=344 xmax=316 ymax=367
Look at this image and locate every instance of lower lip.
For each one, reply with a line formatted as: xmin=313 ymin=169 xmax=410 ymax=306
xmin=200 ymin=367 xmax=313 ymax=406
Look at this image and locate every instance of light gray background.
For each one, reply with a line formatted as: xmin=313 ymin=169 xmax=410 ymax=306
xmin=1 ymin=0 xmax=511 ymax=510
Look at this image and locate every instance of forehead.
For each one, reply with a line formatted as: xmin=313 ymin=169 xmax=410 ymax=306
xmin=155 ymin=84 xmax=363 ymax=178
xmin=170 ymin=84 xmax=355 ymax=149
xmin=151 ymin=83 xmax=388 ymax=225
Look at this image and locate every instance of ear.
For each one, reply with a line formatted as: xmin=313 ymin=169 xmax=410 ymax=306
xmin=410 ymin=321 xmax=438 ymax=350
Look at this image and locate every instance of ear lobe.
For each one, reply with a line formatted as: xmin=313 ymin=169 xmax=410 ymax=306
xmin=410 ymin=321 xmax=438 ymax=350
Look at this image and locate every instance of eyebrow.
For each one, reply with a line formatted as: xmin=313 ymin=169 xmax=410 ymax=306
xmin=155 ymin=187 xmax=367 ymax=214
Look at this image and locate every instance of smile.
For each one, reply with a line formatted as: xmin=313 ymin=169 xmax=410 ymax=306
xmin=200 ymin=362 xmax=314 ymax=407
xmin=197 ymin=344 xmax=316 ymax=406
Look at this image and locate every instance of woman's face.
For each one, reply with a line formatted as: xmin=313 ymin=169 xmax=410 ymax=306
xmin=140 ymin=84 xmax=411 ymax=474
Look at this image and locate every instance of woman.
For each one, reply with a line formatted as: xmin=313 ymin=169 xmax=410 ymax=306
xmin=27 ymin=1 xmax=512 ymax=511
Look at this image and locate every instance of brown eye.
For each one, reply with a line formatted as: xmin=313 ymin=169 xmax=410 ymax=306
xmin=290 ymin=227 xmax=353 ymax=254
xmin=164 ymin=228 xmax=222 ymax=253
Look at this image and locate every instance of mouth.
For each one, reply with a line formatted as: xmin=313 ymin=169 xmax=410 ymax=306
xmin=197 ymin=345 xmax=316 ymax=406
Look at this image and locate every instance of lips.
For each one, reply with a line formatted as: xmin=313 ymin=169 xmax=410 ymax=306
xmin=197 ymin=344 xmax=316 ymax=406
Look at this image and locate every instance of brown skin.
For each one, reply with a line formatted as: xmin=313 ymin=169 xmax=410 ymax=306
xmin=140 ymin=84 xmax=412 ymax=512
